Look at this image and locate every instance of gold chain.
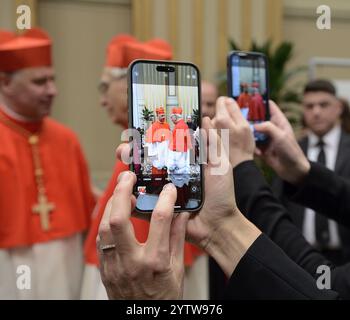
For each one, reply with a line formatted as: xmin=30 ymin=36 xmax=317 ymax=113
xmin=0 ymin=111 xmax=55 ymax=231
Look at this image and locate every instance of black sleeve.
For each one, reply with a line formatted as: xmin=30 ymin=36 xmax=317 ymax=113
xmin=224 ymin=234 xmax=339 ymax=300
xmin=233 ymin=160 xmax=350 ymax=299
xmin=283 ymin=161 xmax=350 ymax=228
xmin=234 ymin=160 xmax=327 ymax=275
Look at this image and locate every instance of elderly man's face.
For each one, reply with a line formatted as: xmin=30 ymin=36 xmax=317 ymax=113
xmin=170 ymin=114 xmax=178 ymax=124
xmin=99 ymin=68 xmax=128 ymax=127
xmin=0 ymin=67 xmax=57 ymax=120
xmin=158 ymin=114 xmax=165 ymax=123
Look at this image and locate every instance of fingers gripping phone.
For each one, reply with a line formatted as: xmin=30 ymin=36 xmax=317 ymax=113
xmin=128 ymin=60 xmax=204 ymax=213
xmin=227 ymin=51 xmax=270 ymax=144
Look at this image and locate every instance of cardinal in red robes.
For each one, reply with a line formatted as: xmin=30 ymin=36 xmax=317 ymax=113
xmin=82 ymin=35 xmax=203 ymax=299
xmin=237 ymin=82 xmax=251 ymax=110
xmin=168 ymin=107 xmax=193 ymax=154
xmin=0 ymin=28 xmax=96 ymax=299
xmin=145 ymin=106 xmax=170 ymax=175
xmin=166 ymin=107 xmax=193 ymax=207
xmin=248 ymin=83 xmax=265 ymax=121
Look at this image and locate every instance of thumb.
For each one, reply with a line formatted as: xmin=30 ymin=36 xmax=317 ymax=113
xmin=254 ymin=121 xmax=281 ymax=139
xmin=115 ymin=143 xmax=131 ymax=163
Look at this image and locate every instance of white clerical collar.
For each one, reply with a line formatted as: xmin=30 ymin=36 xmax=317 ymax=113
xmin=308 ymin=124 xmax=341 ymax=148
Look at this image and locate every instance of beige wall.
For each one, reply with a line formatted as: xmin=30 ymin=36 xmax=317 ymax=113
xmin=134 ymin=0 xmax=282 ymax=82
xmin=284 ymin=0 xmax=350 ymax=82
xmin=0 ymin=0 xmax=15 ymax=30
xmin=0 ymin=0 xmax=37 ymax=30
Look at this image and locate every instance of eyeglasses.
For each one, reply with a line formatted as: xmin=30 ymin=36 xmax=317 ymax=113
xmin=98 ymin=74 xmax=127 ymax=94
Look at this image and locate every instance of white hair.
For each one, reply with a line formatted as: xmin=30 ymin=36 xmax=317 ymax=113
xmin=108 ymin=67 xmax=127 ymax=80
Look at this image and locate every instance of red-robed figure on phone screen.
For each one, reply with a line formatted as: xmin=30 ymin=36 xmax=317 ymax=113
xmin=145 ymin=106 xmax=170 ymax=175
xmin=237 ymin=82 xmax=251 ymax=121
xmin=248 ymin=82 xmax=265 ymax=121
xmin=167 ymin=107 xmax=192 ymax=187
xmin=237 ymin=82 xmax=251 ymax=109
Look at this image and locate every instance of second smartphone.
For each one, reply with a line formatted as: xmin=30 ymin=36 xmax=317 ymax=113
xmin=227 ymin=51 xmax=270 ymax=144
xmin=128 ymin=59 xmax=203 ymax=214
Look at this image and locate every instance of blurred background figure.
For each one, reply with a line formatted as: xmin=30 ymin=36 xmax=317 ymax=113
xmin=0 ymin=28 xmax=95 ymax=299
xmin=82 ymin=34 xmax=171 ymax=299
xmin=273 ymin=79 xmax=350 ymax=265
xmin=340 ymin=97 xmax=350 ymax=134
xmin=81 ymin=34 xmax=204 ymax=300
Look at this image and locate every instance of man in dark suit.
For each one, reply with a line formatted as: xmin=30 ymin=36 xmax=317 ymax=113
xmin=273 ymin=79 xmax=350 ymax=265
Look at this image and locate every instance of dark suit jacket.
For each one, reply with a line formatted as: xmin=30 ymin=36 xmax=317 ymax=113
xmin=233 ymin=161 xmax=350 ymax=299
xmin=273 ymin=130 xmax=350 ymax=260
xmin=284 ymin=161 xmax=350 ymax=228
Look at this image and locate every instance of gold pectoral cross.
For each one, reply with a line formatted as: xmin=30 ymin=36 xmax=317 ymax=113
xmin=0 ymin=119 xmax=56 ymax=232
xmin=32 ymin=194 xmax=55 ymax=231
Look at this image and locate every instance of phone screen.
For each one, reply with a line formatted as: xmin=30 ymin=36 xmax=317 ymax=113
xmin=129 ymin=61 xmax=203 ymax=213
xmin=228 ymin=52 xmax=269 ymax=143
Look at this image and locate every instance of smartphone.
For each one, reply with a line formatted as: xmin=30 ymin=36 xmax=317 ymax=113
xmin=128 ymin=59 xmax=203 ymax=213
xmin=227 ymin=51 xmax=270 ymax=144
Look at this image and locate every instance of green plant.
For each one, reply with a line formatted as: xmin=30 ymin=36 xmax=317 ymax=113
xmin=141 ymin=106 xmax=154 ymax=122
xmin=192 ymin=108 xmax=199 ymax=127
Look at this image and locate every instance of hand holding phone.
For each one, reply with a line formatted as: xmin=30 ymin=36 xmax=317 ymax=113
xmin=128 ymin=60 xmax=203 ymax=213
